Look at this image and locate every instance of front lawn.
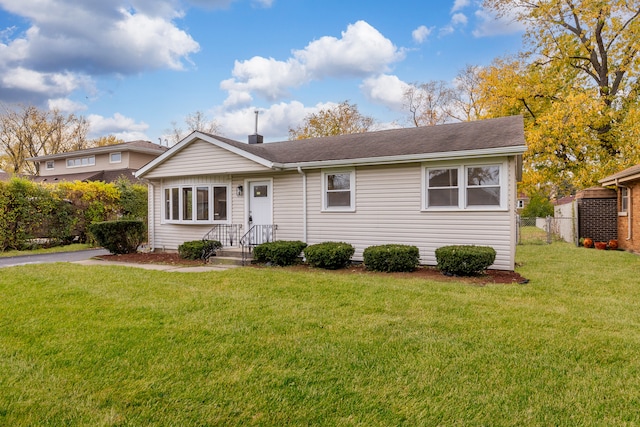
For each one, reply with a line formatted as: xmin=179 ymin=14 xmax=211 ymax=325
xmin=1 ymin=242 xmax=639 ymax=425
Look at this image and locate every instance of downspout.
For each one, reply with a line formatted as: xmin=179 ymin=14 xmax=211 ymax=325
xmin=297 ymin=166 xmax=307 ymax=242
xmin=616 ymin=179 xmax=632 ymax=241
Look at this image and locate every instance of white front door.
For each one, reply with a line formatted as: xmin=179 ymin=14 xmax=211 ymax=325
xmin=247 ymin=180 xmax=273 ymax=244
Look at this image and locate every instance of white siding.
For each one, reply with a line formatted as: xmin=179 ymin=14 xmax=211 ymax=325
xmin=272 ymin=172 xmax=304 ymax=241
xmin=146 ymin=156 xmax=519 ymax=270
xmin=148 ymin=175 xmax=235 ymax=251
xmin=304 ymin=162 xmax=517 ymax=270
xmin=144 ymin=140 xmax=270 ymax=178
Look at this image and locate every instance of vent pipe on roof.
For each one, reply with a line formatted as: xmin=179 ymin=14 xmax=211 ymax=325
xmin=248 ymin=110 xmax=263 ymax=144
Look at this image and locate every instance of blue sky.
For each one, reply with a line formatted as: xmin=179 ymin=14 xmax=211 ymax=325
xmin=0 ymin=0 xmax=524 ymax=144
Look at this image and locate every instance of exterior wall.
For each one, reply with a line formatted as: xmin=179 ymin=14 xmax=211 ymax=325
xmin=617 ymin=182 xmax=640 ymax=252
xmin=303 ymin=159 xmax=517 ymax=270
xmin=146 ymin=155 xmax=520 ymax=270
xmin=126 ymin=152 xmax=161 ymax=169
xmin=143 ymin=140 xmax=270 ymax=179
xmin=577 ymin=189 xmax=617 ymax=243
xmin=38 ymin=151 xmax=160 ymax=177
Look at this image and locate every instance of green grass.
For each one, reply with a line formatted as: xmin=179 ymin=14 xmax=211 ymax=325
xmin=1 ymin=243 xmax=640 ymax=425
xmin=0 ymin=243 xmax=94 ymax=257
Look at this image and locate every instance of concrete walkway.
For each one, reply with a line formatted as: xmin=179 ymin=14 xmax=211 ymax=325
xmin=73 ymin=259 xmax=239 ymax=272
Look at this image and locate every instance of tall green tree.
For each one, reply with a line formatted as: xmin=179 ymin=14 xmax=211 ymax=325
xmin=288 ymin=101 xmax=376 ymax=140
xmin=480 ymin=0 xmax=640 ymax=194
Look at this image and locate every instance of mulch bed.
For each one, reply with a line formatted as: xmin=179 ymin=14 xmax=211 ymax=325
xmin=97 ymin=252 xmax=528 ymax=285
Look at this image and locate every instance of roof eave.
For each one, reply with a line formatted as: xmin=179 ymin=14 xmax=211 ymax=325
xmin=27 ymin=145 xmax=165 ymax=162
xmin=281 ymin=145 xmax=527 ymax=170
xmin=600 ymin=172 xmax=640 ymax=186
xmin=136 ymin=132 xmax=274 ymax=178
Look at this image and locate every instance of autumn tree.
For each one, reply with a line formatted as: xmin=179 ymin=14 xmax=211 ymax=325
xmin=480 ymin=0 xmax=640 ymax=194
xmin=91 ymin=135 xmax=125 ymax=147
xmin=0 ymin=104 xmax=89 ymax=175
xmin=166 ymin=110 xmax=222 ymax=145
xmin=288 ymin=100 xmax=376 ymax=140
xmin=403 ymin=81 xmax=456 ymax=127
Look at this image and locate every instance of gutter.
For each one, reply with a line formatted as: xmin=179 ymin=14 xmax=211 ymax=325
xmin=297 ymin=166 xmax=307 ymax=242
xmin=277 ymin=146 xmax=528 ymax=171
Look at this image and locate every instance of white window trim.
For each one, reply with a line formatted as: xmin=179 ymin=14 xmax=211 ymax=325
xmin=162 ymin=184 xmax=231 ymax=224
xmin=110 ymin=152 xmax=122 ymax=164
xmin=45 ymin=160 xmax=55 ymax=170
xmin=619 ymin=187 xmax=629 ymax=216
xmin=66 ymin=156 xmax=95 ymax=168
xmin=422 ymin=160 xmax=508 ymax=211
xmin=322 ymin=169 xmax=356 ymax=212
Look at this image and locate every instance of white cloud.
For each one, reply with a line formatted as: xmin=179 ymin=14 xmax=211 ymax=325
xmin=220 ymin=56 xmax=307 ymax=103
xmin=294 ymin=21 xmax=404 ymax=78
xmin=360 ymin=74 xmax=409 ymax=111
xmin=216 ymin=101 xmax=313 ymax=141
xmin=47 ymin=98 xmax=87 ymax=113
xmin=438 ymin=25 xmax=455 ymax=37
xmin=221 ymin=20 xmax=404 ymax=107
xmin=412 ymin=25 xmax=433 ymax=44
xmin=451 ymin=0 xmax=470 ymax=13
xmin=472 ymin=7 xmax=525 ymax=37
xmin=451 ymin=13 xmax=468 ymax=26
xmin=0 ymin=0 xmax=199 ymax=104
xmin=87 ymin=113 xmax=149 ymax=140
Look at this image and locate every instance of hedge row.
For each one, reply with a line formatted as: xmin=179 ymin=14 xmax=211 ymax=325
xmin=253 ymin=240 xmax=497 ymax=275
xmin=0 ymin=177 xmax=147 ymax=251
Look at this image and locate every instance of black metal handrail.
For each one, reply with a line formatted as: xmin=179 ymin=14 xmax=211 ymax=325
xmin=203 ymin=224 xmax=243 ymax=247
xmin=240 ymin=224 xmax=277 ymax=265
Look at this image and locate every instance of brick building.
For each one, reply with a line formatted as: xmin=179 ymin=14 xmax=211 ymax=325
xmin=600 ymin=165 xmax=640 ymax=253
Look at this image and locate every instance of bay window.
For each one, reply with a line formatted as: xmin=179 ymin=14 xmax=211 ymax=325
xmin=163 ymin=184 xmax=229 ymax=223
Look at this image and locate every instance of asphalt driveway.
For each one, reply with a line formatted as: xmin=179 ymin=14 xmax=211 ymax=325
xmin=0 ymin=248 xmax=110 ymax=268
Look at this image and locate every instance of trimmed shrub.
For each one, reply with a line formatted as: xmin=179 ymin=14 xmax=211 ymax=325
xmin=304 ymin=241 xmax=355 ymax=270
xmin=253 ymin=240 xmax=307 ymax=266
xmin=435 ymin=245 xmax=496 ymax=276
xmin=178 ymin=240 xmax=223 ymax=260
xmin=88 ymin=220 xmax=146 ymax=254
xmin=363 ymin=244 xmax=420 ymax=272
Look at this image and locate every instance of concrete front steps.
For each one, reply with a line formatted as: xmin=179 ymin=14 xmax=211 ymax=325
xmin=208 ymin=247 xmax=251 ymax=266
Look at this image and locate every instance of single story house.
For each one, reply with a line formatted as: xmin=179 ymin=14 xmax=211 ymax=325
xmin=27 ymin=140 xmax=168 ymax=183
xmin=600 ymin=164 xmax=640 ymax=252
xmin=136 ymin=115 xmax=527 ymax=270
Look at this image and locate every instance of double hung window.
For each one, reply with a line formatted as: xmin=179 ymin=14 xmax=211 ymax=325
xmin=425 ymin=163 xmax=505 ymax=210
xmin=323 ymin=170 xmax=355 ymax=211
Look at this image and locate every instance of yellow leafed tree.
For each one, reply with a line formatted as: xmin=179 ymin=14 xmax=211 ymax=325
xmin=479 ymin=0 xmax=640 ymax=195
xmin=288 ymin=101 xmax=376 ymax=140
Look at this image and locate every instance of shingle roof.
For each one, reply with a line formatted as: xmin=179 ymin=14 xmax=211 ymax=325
xmin=600 ymin=164 xmax=640 ymax=185
xmin=27 ymin=140 xmax=168 ymax=161
xmin=202 ymin=115 xmax=526 ymax=165
xmin=138 ymin=116 xmax=526 ymax=177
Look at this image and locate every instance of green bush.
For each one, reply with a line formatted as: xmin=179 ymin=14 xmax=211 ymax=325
xmin=178 ymin=240 xmax=222 ymax=260
xmin=253 ymin=240 xmax=307 ymax=266
xmin=87 ymin=220 xmax=146 ymax=254
xmin=435 ymin=245 xmax=496 ymax=276
xmin=363 ymin=244 xmax=420 ymax=272
xmin=304 ymin=241 xmax=355 ymax=270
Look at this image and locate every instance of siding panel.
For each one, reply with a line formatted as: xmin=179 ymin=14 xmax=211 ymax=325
xmin=305 ymin=163 xmax=516 ymax=270
xmin=145 ymin=140 xmax=269 ymax=178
